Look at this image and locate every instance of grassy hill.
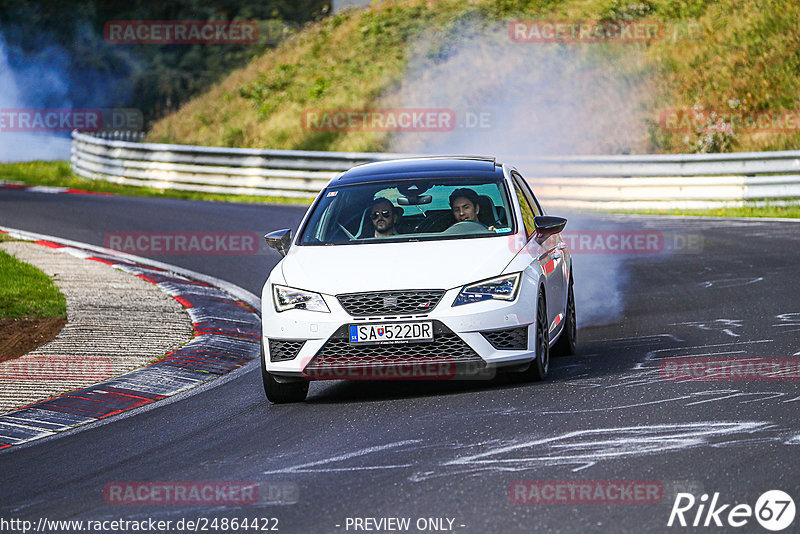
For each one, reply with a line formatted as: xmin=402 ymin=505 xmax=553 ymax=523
xmin=148 ymin=0 xmax=800 ymax=155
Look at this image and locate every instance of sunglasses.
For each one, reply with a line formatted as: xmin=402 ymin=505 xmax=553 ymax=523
xmin=370 ymin=209 xmax=392 ymax=220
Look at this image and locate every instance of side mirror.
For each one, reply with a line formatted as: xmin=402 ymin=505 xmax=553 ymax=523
xmin=533 ymin=216 xmax=567 ymax=240
xmin=264 ymin=229 xmax=292 ymax=257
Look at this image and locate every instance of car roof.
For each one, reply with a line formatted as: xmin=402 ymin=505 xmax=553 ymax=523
xmin=332 ymin=156 xmax=505 ymax=186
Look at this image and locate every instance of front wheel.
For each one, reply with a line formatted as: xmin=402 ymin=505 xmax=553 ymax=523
xmin=552 ymin=277 xmax=576 ymax=356
xmin=522 ymin=290 xmax=549 ymax=381
xmin=261 ymin=344 xmax=308 ymax=403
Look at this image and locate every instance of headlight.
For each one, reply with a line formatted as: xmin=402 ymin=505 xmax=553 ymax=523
xmin=273 ymin=285 xmax=330 ymax=313
xmin=452 ymin=273 xmax=521 ymax=307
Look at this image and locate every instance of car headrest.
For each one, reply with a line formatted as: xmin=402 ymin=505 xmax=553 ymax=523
xmin=477 ymin=195 xmax=500 ymax=226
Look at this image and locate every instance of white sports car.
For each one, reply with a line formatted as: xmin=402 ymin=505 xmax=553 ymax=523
xmin=261 ymin=156 xmax=575 ymax=403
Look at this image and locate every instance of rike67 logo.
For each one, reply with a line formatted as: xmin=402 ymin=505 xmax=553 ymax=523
xmin=668 ymin=490 xmax=795 ymax=531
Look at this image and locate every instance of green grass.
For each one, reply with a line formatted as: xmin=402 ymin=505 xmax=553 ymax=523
xmin=149 ymin=0 xmax=476 ymax=152
xmin=148 ymin=0 xmax=800 ymax=154
xmin=0 ymin=161 xmax=312 ymax=206
xmin=0 ymin=249 xmax=67 ymax=318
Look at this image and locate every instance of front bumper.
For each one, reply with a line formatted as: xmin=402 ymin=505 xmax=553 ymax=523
xmin=261 ymin=285 xmax=539 ymax=379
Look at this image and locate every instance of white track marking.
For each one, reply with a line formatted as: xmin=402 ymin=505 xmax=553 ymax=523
xmin=698 ymin=277 xmax=763 ymax=289
xmin=262 ymin=439 xmax=423 ymax=474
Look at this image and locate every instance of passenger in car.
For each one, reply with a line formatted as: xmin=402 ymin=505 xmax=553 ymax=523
xmin=449 ymin=188 xmax=496 ymax=231
xmin=368 ymin=198 xmax=402 ymax=238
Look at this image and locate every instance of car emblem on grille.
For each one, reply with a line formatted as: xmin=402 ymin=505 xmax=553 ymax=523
xmin=383 ymin=296 xmax=398 ymax=308
xmin=418 ymin=301 xmax=431 ymax=308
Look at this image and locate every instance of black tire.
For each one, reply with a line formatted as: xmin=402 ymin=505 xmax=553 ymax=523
xmin=261 ymin=343 xmax=308 ymax=404
xmin=552 ymin=277 xmax=577 ymax=357
xmin=522 ymin=290 xmax=549 ymax=381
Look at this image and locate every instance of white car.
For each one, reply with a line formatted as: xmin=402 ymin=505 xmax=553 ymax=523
xmin=261 ymin=156 xmax=575 ymax=403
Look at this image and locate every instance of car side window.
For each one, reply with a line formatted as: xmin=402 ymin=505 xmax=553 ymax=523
xmin=512 ymin=179 xmax=537 ymax=239
xmin=512 ymin=172 xmax=543 ymax=216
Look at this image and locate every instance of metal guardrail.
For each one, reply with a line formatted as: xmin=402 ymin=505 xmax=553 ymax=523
xmin=71 ymin=130 xmax=412 ymax=198
xmin=71 ymin=131 xmax=800 ymax=208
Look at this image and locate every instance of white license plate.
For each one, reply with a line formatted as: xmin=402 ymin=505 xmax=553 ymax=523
xmin=349 ymin=322 xmax=433 ymax=344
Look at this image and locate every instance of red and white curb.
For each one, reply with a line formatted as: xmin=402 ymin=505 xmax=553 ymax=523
xmin=0 ymin=181 xmax=114 ymax=196
xmin=0 ymin=226 xmax=261 ymax=450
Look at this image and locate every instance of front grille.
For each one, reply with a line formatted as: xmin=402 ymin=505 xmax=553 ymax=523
xmin=268 ymin=339 xmax=305 ymax=362
xmin=303 ymin=321 xmax=485 ymax=376
xmin=481 ymin=326 xmax=528 ymax=350
xmin=337 ymin=290 xmax=445 ymax=317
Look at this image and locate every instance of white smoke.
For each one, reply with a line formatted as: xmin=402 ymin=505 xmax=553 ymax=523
xmin=382 ymin=20 xmax=657 ymax=326
xmin=0 ymin=25 xmax=135 ymax=163
xmin=384 ymin=20 xmax=653 ymax=157
xmin=0 ymin=33 xmax=73 ymax=161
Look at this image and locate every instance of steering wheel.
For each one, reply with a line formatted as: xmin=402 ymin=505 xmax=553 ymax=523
xmin=414 ymin=212 xmax=451 ymax=233
xmin=441 ymin=221 xmax=488 ymax=235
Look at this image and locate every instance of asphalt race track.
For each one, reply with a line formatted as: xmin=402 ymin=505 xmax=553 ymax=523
xmin=1 ymin=189 xmax=799 ymax=533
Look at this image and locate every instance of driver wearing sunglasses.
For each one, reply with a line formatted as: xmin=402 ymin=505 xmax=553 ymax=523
xmin=368 ymin=198 xmax=401 ymax=238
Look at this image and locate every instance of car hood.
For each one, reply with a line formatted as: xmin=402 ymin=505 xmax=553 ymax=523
xmin=280 ymin=238 xmax=516 ymax=294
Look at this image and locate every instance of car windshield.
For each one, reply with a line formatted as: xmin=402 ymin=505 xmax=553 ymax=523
xmin=297 ymin=177 xmax=515 ymax=245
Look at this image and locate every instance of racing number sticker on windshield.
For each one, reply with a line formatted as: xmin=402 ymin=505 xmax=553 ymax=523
xmin=350 ymin=322 xmax=433 ymax=343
